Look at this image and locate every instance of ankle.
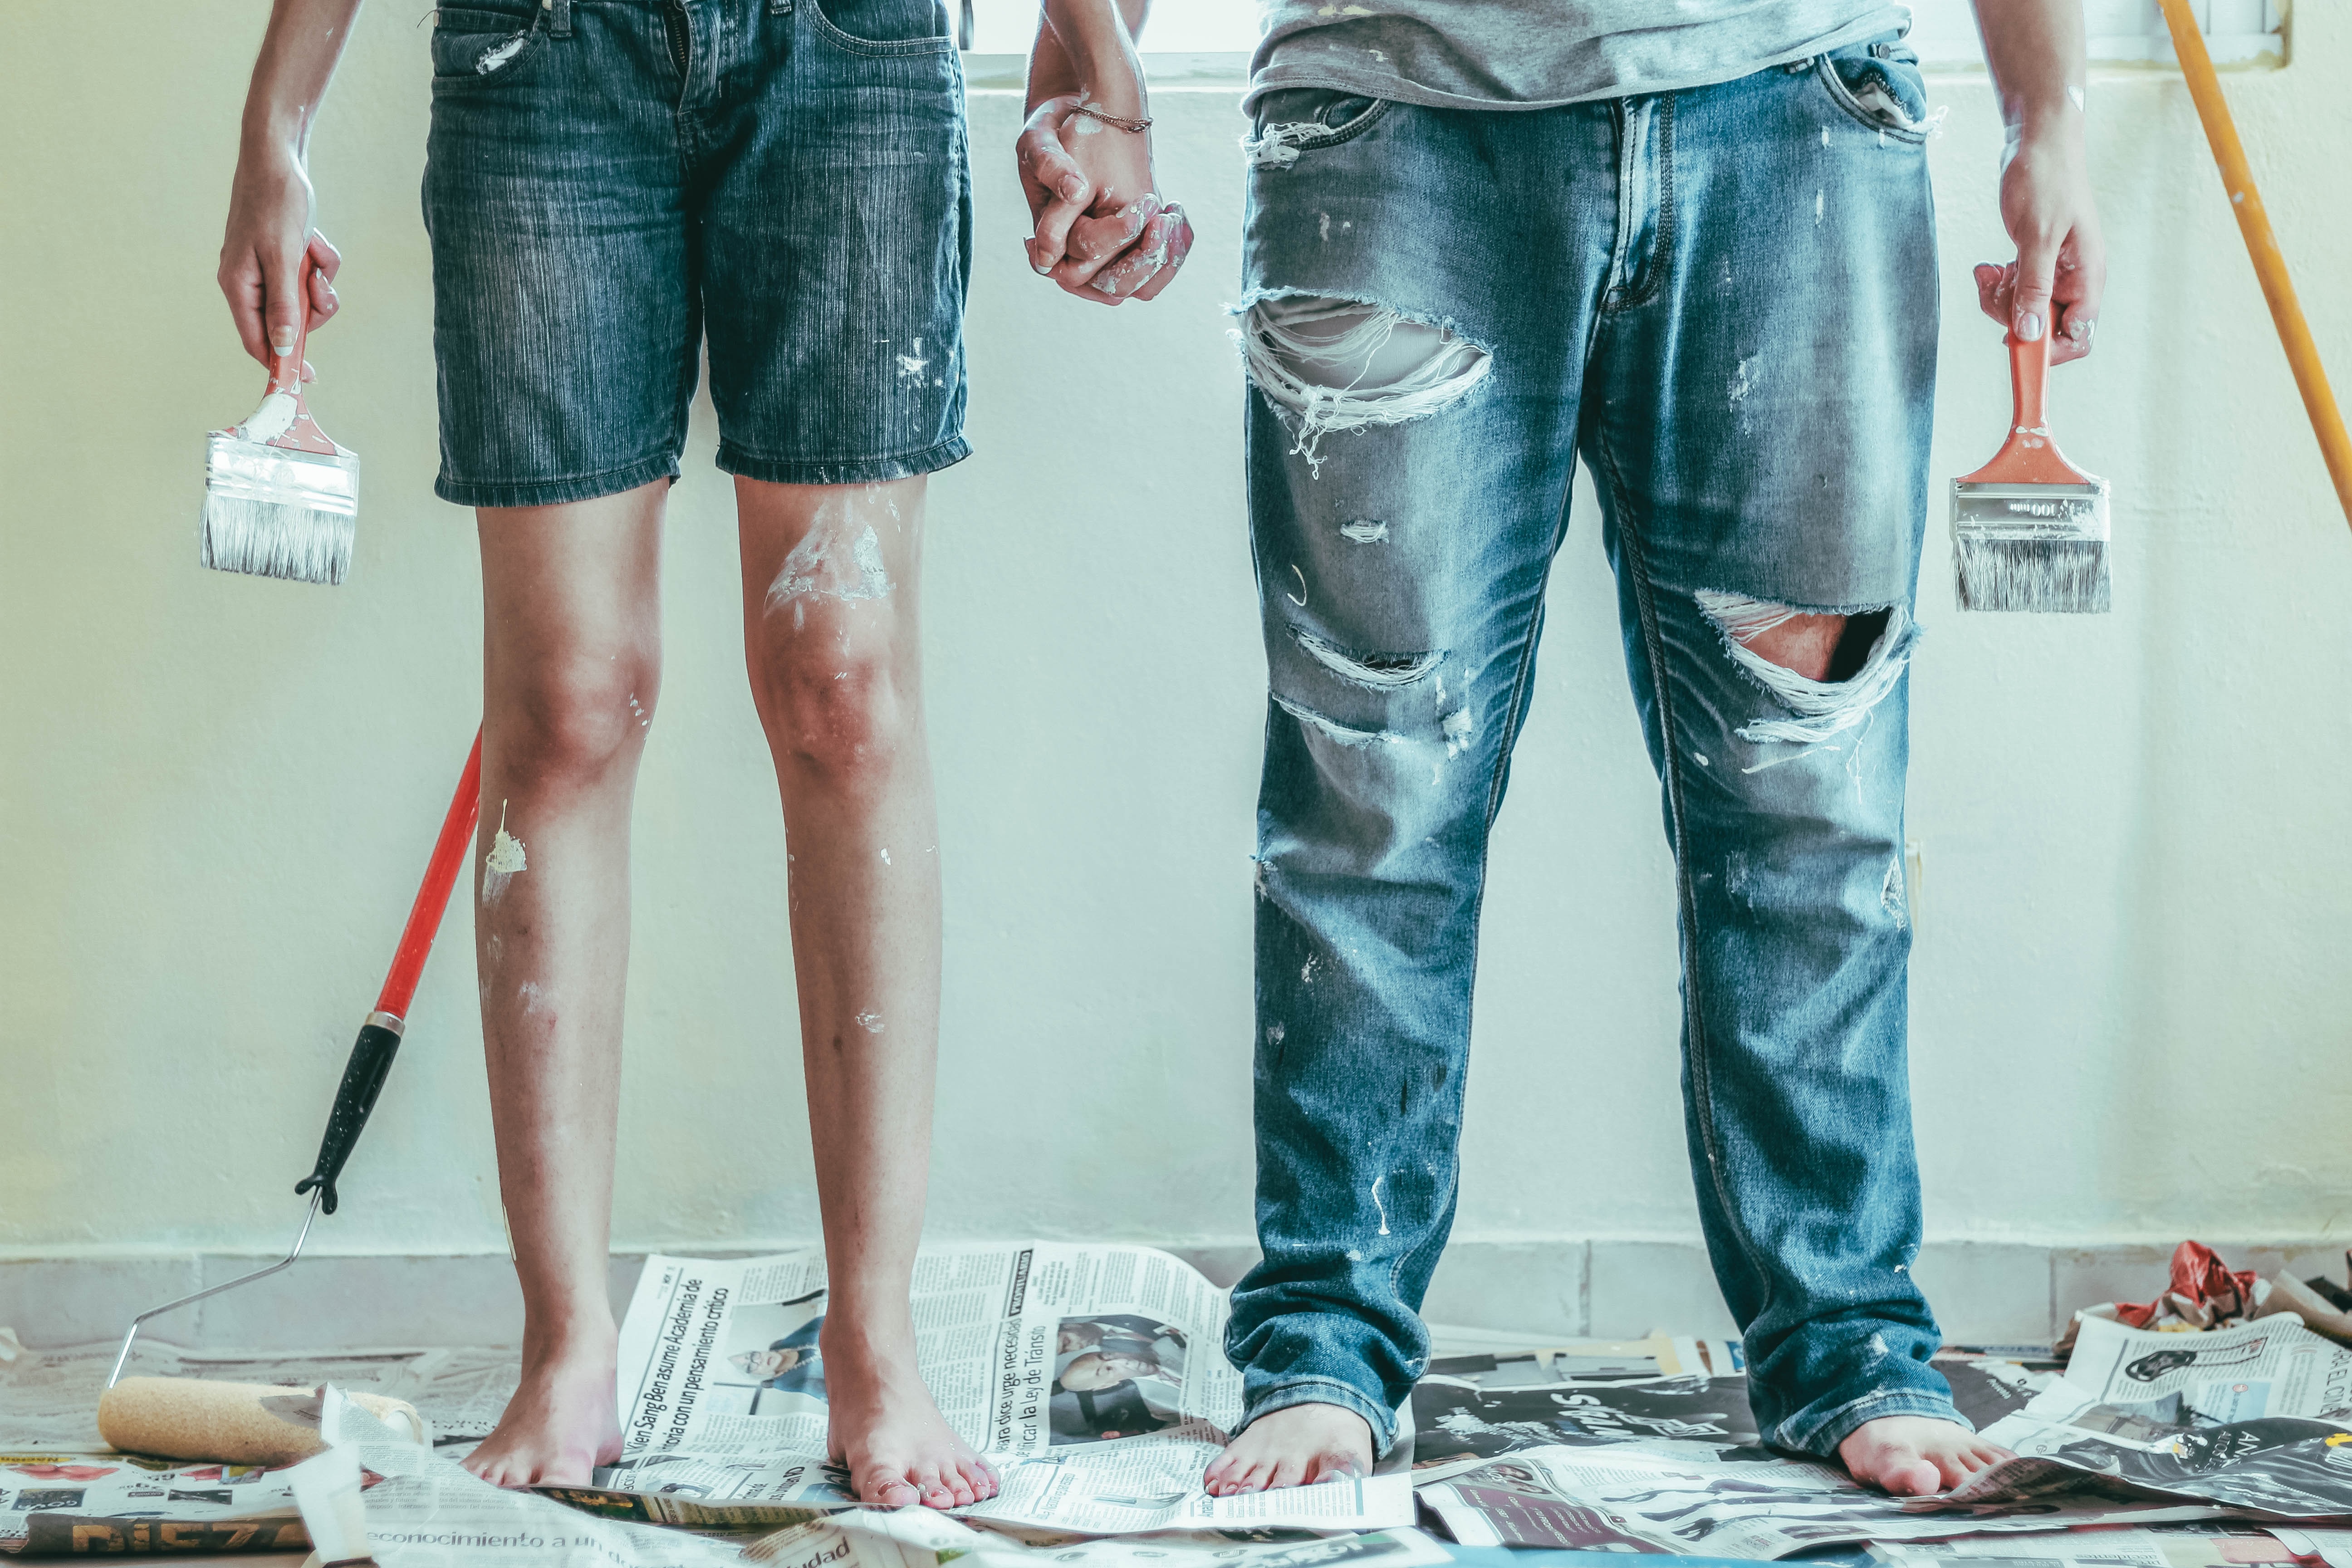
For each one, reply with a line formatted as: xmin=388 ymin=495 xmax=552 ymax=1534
xmin=818 ymin=1312 xmax=917 ymax=1370
xmin=519 ymin=1312 xmax=618 ymax=1372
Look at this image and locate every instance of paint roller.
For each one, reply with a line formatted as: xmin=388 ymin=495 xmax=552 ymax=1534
xmin=98 ymin=1380 xmax=426 ymax=1469
xmin=96 ymin=731 xmax=484 ymax=1466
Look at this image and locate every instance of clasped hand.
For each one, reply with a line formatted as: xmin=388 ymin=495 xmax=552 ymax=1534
xmin=1016 ymin=92 xmax=1193 ymax=304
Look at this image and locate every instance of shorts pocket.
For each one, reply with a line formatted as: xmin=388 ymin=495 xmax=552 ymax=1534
xmin=430 ymin=5 xmax=549 ymax=86
xmin=805 ymin=0 xmax=955 ymax=56
xmin=1815 ymin=49 xmax=1931 ymax=142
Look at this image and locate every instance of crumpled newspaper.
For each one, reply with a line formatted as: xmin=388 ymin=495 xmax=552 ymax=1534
xmin=2058 ymin=1240 xmax=2352 ymax=1355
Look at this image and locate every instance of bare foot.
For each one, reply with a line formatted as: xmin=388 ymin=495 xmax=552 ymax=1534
xmin=1839 ymin=1415 xmax=2012 ymax=1496
xmin=825 ymin=1329 xmax=999 ymax=1510
xmin=464 ymin=1335 xmax=624 ymax=1488
xmin=1203 ymin=1402 xmax=1373 ymax=1495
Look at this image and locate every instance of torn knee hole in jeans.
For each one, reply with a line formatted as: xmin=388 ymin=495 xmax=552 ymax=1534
xmin=1237 ymin=295 xmax=1492 ymax=472
xmin=1271 ymin=691 xmax=1404 ymax=749
xmin=1292 ymin=627 xmax=1443 ymax=690
xmin=1696 ymin=589 xmax=1916 ymax=750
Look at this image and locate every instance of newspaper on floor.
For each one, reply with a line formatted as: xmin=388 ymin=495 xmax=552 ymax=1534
xmin=2272 ymin=1527 xmax=2352 ymax=1568
xmin=0 ymin=1340 xmax=517 ymax=1452
xmin=1952 ymin=1313 xmax=2352 ymax=1517
xmin=558 ymin=1247 xmax=1411 ymax=1536
xmin=303 ymin=1391 xmax=1445 ymax=1568
xmin=0 ymin=1343 xmax=518 ymax=1555
xmin=1415 ymin=1440 xmax=2241 ymax=1558
xmin=1418 ymin=1315 xmax=2352 ymax=1557
xmin=1407 ymin=1353 xmax=2050 ymax=1479
xmin=0 ymin=1452 xmax=309 ymax=1556
xmin=1865 ymin=1521 xmax=2311 ymax=1568
xmin=1422 ymin=1337 xmax=1744 ymax=1390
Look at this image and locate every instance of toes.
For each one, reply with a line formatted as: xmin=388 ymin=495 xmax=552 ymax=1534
xmin=913 ymin=1464 xmax=956 ymax=1510
xmin=1203 ymin=1455 xmax=1239 ymax=1494
xmin=1307 ymin=1446 xmax=1365 ymax=1485
xmin=958 ymin=1455 xmax=997 ymax=1499
xmin=863 ymin=1468 xmax=920 ymax=1509
xmin=1881 ymin=1458 xmax=1943 ymax=1497
xmin=1264 ymin=1454 xmax=1305 ymax=1492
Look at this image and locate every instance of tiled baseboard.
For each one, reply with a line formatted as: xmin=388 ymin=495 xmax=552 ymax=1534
xmin=5 ymin=1239 xmax=2343 ymax=1352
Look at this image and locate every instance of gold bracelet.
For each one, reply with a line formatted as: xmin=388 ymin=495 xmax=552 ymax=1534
xmin=1068 ymin=102 xmax=1153 ymax=133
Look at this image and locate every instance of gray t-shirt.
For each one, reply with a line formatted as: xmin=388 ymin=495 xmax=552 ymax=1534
xmin=1250 ymin=1 xmax=1912 ymax=111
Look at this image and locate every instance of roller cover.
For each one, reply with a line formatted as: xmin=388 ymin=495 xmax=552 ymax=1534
xmin=97 ymin=1378 xmax=425 ymax=1466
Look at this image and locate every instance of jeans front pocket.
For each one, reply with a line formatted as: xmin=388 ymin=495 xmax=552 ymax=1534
xmin=1246 ymin=89 xmax=1395 ymax=169
xmin=431 ymin=4 xmax=552 ymax=86
xmin=1815 ymin=47 xmax=1931 ymax=142
xmin=805 ymin=0 xmax=955 ymax=56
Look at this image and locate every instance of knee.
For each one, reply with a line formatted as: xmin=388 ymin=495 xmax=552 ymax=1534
xmin=750 ymin=638 xmax=912 ymax=789
xmin=1696 ymin=590 xmax=1911 ymax=750
xmin=500 ymin=650 xmax=657 ymax=786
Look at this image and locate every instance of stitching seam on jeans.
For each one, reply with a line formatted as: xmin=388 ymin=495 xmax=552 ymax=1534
xmin=1588 ymin=426 xmax=1774 ymax=1334
xmin=1617 ymin=94 xmax=1676 ymax=312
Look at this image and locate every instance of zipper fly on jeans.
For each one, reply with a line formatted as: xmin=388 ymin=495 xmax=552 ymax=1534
xmin=1603 ymin=95 xmax=1672 ymax=310
xmin=664 ymin=0 xmax=692 ymax=83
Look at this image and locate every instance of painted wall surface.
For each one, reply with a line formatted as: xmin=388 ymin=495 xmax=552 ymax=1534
xmin=3 ymin=5 xmax=2347 ymax=1263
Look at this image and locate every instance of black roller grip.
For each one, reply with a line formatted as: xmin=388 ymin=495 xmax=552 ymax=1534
xmin=295 ymin=1021 xmax=404 ymax=1215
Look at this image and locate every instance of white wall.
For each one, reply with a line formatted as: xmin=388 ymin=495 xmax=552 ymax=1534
xmin=3 ymin=5 xmax=2348 ymax=1268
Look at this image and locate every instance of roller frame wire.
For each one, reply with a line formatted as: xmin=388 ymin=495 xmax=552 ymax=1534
xmin=106 ymin=1190 xmax=324 ymax=1389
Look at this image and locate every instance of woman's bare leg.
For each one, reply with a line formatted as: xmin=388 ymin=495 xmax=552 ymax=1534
xmin=463 ymin=481 xmax=666 ymax=1487
xmin=735 ymin=475 xmax=996 ymax=1511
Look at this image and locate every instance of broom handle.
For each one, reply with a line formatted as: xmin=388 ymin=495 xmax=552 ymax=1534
xmin=2156 ymin=0 xmax=2352 ymax=529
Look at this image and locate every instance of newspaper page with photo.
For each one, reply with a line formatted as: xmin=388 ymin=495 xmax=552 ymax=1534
xmin=1415 ymin=1441 xmax=2238 ymax=1558
xmin=578 ymin=1246 xmax=1410 ymax=1535
xmin=1407 ymin=1355 xmax=2050 ymax=1480
xmin=1951 ymin=1314 xmax=2352 ymax=1517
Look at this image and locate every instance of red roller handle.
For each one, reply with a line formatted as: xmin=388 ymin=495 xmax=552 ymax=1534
xmin=376 ymin=728 xmax=483 ymax=1021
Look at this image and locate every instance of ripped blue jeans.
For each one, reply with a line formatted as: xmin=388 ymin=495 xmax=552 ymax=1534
xmin=1225 ymin=37 xmax=1963 ymax=1460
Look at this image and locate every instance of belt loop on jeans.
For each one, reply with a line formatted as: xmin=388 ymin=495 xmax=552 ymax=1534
xmin=544 ymin=0 xmax=572 ymax=37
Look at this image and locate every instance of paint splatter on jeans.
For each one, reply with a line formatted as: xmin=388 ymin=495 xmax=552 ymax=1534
xmin=1226 ymin=36 xmax=1962 ymax=1460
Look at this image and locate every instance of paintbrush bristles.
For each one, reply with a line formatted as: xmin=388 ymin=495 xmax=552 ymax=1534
xmin=1953 ymin=538 xmax=2111 ymax=613
xmin=201 ymin=495 xmax=355 ymax=585
xmin=199 ymin=433 xmax=358 ymax=586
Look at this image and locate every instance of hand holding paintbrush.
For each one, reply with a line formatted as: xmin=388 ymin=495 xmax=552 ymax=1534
xmin=201 ymin=0 xmax=364 ymax=585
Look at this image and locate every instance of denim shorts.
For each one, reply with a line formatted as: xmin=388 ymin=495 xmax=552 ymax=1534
xmin=423 ymin=0 xmax=972 ymax=508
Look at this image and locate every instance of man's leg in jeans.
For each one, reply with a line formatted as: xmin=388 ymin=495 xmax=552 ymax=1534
xmin=1204 ymin=94 xmax=1617 ymax=1493
xmin=1579 ymin=49 xmax=2007 ymax=1494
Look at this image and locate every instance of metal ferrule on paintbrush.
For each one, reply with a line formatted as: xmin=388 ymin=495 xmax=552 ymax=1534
xmin=198 ymin=267 xmax=358 ymax=586
xmin=1950 ymin=331 xmax=2111 ymax=613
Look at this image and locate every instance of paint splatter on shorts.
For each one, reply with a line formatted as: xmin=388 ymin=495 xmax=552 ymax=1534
xmin=423 ymin=0 xmax=972 ymax=507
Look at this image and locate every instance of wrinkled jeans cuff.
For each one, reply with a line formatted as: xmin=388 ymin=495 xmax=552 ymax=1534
xmin=1774 ymin=1384 xmax=1972 ymax=1458
xmin=1239 ymin=1377 xmax=1403 ymax=1460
